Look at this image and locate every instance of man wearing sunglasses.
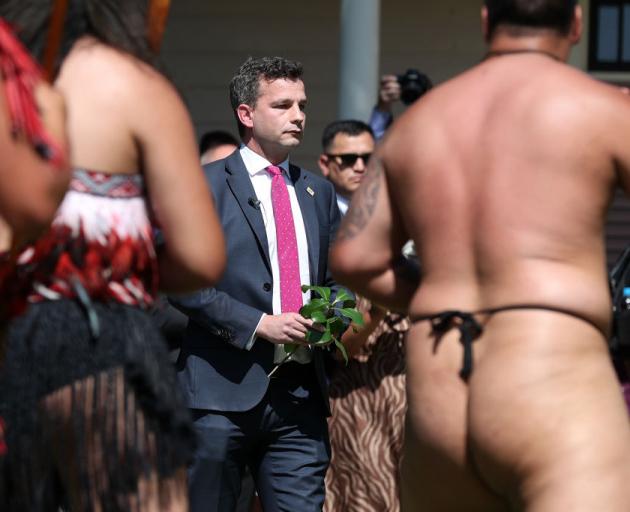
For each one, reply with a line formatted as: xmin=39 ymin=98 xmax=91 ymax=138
xmin=319 ymin=120 xmax=410 ymax=511
xmin=318 ymin=120 xmax=374 ymax=215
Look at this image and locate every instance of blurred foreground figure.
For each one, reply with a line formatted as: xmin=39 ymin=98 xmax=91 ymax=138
xmin=0 ymin=1 xmax=225 ymax=510
xmin=0 ymin=16 xmax=70 ymax=490
xmin=331 ymin=1 xmax=630 ymax=510
xmin=0 ymin=18 xmax=69 ymax=250
xmin=0 ymin=14 xmax=70 ymax=312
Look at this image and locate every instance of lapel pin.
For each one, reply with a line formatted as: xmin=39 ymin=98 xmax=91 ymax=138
xmin=306 ymin=186 xmax=315 ymax=197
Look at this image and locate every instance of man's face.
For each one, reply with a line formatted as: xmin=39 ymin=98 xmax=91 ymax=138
xmin=319 ymin=131 xmax=375 ymax=197
xmin=243 ymin=78 xmax=306 ymax=153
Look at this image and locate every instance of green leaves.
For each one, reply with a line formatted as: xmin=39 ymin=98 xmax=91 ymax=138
xmin=301 ymin=285 xmax=331 ymax=302
xmin=310 ymin=311 xmax=327 ymax=324
xmin=334 ymin=338 xmax=348 ymax=362
xmin=333 ymin=288 xmax=352 ymax=304
xmin=299 ymin=298 xmax=328 ymax=319
xmin=298 ymin=285 xmax=363 ymax=364
xmin=338 ymin=307 xmax=364 ymax=327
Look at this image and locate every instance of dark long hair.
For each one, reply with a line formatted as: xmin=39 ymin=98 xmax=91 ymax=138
xmin=0 ymin=0 xmax=161 ymax=75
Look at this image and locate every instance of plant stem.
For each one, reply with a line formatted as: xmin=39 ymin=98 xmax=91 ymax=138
xmin=267 ymin=352 xmax=293 ymax=378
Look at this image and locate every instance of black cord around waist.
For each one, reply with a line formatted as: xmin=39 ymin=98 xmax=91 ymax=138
xmin=411 ymin=304 xmax=605 ymax=381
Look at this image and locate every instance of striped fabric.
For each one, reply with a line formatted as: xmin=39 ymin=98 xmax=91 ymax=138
xmin=325 ymin=302 xmax=408 ymax=512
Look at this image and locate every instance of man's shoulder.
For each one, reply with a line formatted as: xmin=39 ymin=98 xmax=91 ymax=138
xmin=202 ymin=154 xmax=240 ymax=184
xmin=202 ymin=157 xmax=229 ymax=173
xmin=291 ymin=164 xmax=335 ymax=194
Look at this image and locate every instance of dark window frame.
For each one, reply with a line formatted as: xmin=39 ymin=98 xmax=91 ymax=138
xmin=589 ymin=0 xmax=630 ymax=71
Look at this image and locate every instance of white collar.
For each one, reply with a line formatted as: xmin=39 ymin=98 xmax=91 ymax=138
xmin=240 ymin=145 xmax=290 ymax=177
xmin=336 ymin=194 xmax=350 ymax=215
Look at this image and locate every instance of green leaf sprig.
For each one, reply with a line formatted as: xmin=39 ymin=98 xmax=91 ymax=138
xmin=267 ymin=286 xmax=364 ymax=378
xmin=297 ymin=285 xmax=364 ymax=363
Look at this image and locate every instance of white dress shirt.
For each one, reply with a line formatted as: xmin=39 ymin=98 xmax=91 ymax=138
xmin=240 ymin=146 xmax=312 ymax=361
xmin=336 ymin=194 xmax=350 ymax=216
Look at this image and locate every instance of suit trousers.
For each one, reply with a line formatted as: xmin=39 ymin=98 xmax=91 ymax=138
xmin=188 ymin=363 xmax=330 ymax=512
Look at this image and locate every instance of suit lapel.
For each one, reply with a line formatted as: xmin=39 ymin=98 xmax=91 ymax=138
xmin=290 ymin=164 xmax=320 ymax=284
xmin=225 ymin=153 xmax=272 ymax=274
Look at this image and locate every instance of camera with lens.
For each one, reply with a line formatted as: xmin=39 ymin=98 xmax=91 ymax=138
xmin=397 ymin=69 xmax=433 ymax=106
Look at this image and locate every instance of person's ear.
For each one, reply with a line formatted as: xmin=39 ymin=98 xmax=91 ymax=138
xmin=569 ymin=5 xmax=583 ymax=45
xmin=236 ymin=104 xmax=254 ymax=130
xmin=318 ymin=154 xmax=331 ymax=177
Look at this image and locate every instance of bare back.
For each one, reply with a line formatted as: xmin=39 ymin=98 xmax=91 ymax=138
xmin=384 ymin=55 xmax=629 ymax=329
xmin=53 ymin=37 xmax=225 ymax=292
xmin=377 ymin=56 xmax=630 ymax=511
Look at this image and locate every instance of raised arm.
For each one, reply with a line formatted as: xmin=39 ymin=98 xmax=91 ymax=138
xmin=330 ymin=151 xmax=418 ymax=312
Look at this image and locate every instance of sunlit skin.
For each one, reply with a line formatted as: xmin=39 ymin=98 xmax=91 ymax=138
xmin=237 ymin=78 xmax=306 ymax=164
xmin=318 ymin=132 xmax=375 ymax=198
xmin=200 ymin=143 xmax=238 ymax=165
xmin=331 ymin=4 xmax=630 ymax=511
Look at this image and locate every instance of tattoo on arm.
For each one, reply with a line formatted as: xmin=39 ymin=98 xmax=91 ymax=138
xmin=336 ymin=156 xmax=384 ymax=242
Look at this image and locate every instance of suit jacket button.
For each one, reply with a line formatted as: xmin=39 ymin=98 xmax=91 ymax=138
xmin=263 ymin=282 xmax=272 ymax=292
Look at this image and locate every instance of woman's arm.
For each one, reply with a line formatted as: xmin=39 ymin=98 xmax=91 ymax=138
xmin=0 ymin=82 xmax=70 ymax=244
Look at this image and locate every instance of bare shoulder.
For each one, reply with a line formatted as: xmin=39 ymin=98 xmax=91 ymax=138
xmin=541 ymin=65 xmax=630 ymax=116
xmin=378 ymin=87 xmax=448 ymax=176
xmin=56 ymin=39 xmax=182 ymax=114
xmin=34 ymin=82 xmax=65 ymax=113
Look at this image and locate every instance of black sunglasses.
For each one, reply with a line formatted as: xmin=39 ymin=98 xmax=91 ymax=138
xmin=326 ymin=152 xmax=372 ymax=167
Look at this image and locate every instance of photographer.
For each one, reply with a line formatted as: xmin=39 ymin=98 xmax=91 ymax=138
xmin=368 ymin=70 xmax=432 ymax=139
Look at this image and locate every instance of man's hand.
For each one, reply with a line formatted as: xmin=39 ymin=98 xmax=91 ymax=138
xmin=376 ymin=74 xmax=401 ymax=113
xmin=256 ymin=313 xmax=314 ymax=345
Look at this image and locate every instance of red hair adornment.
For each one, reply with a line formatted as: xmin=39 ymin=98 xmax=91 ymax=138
xmin=0 ymin=18 xmax=65 ymax=168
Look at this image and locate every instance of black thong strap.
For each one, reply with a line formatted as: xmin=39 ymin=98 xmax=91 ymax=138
xmin=411 ymin=304 xmax=605 ymax=381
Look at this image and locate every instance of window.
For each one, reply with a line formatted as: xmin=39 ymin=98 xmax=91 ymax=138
xmin=589 ymin=1 xmax=630 ymax=71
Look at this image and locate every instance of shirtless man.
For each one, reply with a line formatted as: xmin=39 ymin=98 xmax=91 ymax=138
xmin=330 ymin=1 xmax=630 ymax=510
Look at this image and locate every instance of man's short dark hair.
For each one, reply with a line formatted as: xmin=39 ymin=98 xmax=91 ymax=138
xmin=229 ymin=56 xmax=304 ymax=136
xmin=199 ymin=130 xmax=239 ymax=155
xmin=484 ymin=0 xmax=577 ymax=38
xmin=321 ymin=120 xmax=374 ymax=153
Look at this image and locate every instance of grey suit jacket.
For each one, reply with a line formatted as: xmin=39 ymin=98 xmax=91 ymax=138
xmin=173 ymin=150 xmax=344 ymax=414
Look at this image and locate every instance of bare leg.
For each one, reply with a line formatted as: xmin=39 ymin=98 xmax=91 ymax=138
xmin=469 ymin=312 xmax=630 ymax=512
xmin=401 ymin=323 xmax=507 ymax=511
xmin=42 ymin=367 xmax=189 ymax=511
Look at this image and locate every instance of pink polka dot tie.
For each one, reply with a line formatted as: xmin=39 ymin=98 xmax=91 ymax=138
xmin=266 ymin=165 xmax=303 ymax=313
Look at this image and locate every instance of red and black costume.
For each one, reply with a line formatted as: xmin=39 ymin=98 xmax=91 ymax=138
xmin=0 ymin=18 xmax=193 ymax=512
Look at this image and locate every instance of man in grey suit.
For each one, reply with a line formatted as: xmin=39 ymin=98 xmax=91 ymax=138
xmin=172 ymin=56 xmax=346 ymax=512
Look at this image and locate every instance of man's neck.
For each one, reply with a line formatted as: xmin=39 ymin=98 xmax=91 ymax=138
xmin=487 ymin=31 xmax=572 ymax=63
xmin=243 ymin=138 xmax=290 ymax=166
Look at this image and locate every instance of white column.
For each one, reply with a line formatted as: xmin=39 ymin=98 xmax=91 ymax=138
xmin=338 ymin=0 xmax=381 ymax=121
